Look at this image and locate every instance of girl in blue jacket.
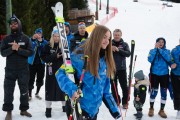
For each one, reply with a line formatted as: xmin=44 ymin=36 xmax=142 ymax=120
xmin=56 ymin=25 xmax=120 ymax=120
xmin=171 ymin=41 xmax=180 ymax=119
xmin=148 ymin=37 xmax=171 ymax=118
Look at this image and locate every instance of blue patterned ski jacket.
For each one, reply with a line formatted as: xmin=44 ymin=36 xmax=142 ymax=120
xmin=55 ymin=53 xmax=120 ymax=118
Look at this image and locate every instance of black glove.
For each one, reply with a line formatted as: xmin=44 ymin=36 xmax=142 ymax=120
xmin=103 ymin=96 xmax=121 ymax=119
xmin=112 ymin=111 xmax=121 ymax=119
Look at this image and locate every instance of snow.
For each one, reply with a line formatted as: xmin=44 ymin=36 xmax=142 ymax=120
xmin=0 ymin=0 xmax=180 ymax=119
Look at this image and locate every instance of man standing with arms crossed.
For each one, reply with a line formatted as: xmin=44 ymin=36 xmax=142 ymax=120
xmin=1 ymin=15 xmax=33 ymax=120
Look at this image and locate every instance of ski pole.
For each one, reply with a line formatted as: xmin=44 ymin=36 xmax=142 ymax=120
xmin=111 ymin=79 xmax=124 ymax=120
xmin=125 ymin=55 xmax=137 ymax=117
xmin=131 ymin=55 xmax=137 ymax=79
xmin=69 ymin=55 xmax=89 ymax=120
xmin=78 ymin=55 xmax=89 ymax=93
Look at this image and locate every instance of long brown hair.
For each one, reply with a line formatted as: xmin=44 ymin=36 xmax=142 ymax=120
xmin=80 ymin=25 xmax=115 ymax=78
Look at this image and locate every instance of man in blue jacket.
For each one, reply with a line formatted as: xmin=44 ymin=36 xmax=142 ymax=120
xmin=64 ymin=22 xmax=74 ymax=48
xmin=28 ymin=28 xmax=48 ymax=100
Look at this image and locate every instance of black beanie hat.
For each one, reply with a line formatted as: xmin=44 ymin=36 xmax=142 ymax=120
xmin=8 ymin=14 xmax=18 ymax=24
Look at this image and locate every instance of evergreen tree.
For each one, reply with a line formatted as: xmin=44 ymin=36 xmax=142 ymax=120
xmin=0 ymin=0 xmax=6 ymax=34
xmin=0 ymin=0 xmax=88 ymax=36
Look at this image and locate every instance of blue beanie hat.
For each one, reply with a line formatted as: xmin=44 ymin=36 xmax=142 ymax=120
xmin=51 ymin=29 xmax=59 ymax=36
xmin=64 ymin=22 xmax=71 ymax=32
xmin=35 ymin=28 xmax=43 ymax=34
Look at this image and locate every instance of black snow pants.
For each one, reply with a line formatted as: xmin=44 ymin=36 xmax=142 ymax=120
xmin=111 ymin=70 xmax=128 ymax=105
xmin=171 ymin=72 xmax=180 ymax=110
xmin=2 ymin=67 xmax=29 ymax=111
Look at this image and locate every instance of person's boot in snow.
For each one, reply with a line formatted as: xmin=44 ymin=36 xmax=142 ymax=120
xmin=45 ymin=108 xmax=52 ymax=118
xmin=136 ymin=111 xmax=143 ymax=119
xmin=35 ymin=86 xmax=42 ymax=100
xmin=122 ymin=104 xmax=128 ymax=109
xmin=158 ymin=109 xmax=167 ymax=118
xmin=176 ymin=110 xmax=180 ymax=119
xmin=28 ymin=89 xmax=32 ymax=101
xmin=148 ymin=108 xmax=154 ymax=117
xmin=5 ymin=111 xmax=12 ymax=120
xmin=62 ymin=106 xmax=66 ymax=112
xmin=20 ymin=110 xmax=32 ymax=117
xmin=35 ymin=93 xmax=42 ymax=100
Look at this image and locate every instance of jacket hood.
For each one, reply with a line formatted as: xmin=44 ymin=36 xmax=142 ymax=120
xmin=9 ymin=14 xmax=22 ymax=34
xmin=176 ymin=45 xmax=180 ymax=50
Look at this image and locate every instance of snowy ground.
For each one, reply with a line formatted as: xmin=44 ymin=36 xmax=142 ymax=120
xmin=0 ymin=0 xmax=180 ymax=119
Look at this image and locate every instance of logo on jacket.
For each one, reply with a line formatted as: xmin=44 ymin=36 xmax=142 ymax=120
xmin=18 ymin=42 xmax=25 ymax=45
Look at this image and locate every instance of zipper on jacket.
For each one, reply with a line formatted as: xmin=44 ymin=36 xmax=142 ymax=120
xmin=32 ymin=45 xmax=37 ymax=64
xmin=93 ymin=77 xmax=96 ymax=85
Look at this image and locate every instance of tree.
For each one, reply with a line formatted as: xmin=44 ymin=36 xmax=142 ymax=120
xmin=0 ymin=0 xmax=88 ymax=37
xmin=0 ymin=0 xmax=6 ymax=34
xmin=70 ymin=0 xmax=88 ymax=9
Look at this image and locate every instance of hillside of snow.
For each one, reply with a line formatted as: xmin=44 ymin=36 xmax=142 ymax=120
xmin=0 ymin=0 xmax=180 ymax=119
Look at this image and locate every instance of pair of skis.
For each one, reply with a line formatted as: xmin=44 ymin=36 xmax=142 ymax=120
xmin=51 ymin=2 xmax=87 ymax=120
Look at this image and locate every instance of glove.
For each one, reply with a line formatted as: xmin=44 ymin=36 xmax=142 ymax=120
xmin=60 ymin=64 xmax=75 ymax=74
xmin=112 ymin=111 xmax=121 ymax=119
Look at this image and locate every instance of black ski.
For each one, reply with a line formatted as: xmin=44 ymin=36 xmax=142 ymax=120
xmin=128 ymin=40 xmax=135 ymax=92
xmin=126 ymin=40 xmax=135 ymax=109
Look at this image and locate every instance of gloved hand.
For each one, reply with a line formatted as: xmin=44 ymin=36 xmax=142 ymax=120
xmin=112 ymin=111 xmax=121 ymax=119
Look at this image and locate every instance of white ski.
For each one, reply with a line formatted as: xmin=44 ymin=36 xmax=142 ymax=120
xmin=51 ymin=2 xmax=75 ymax=83
xmin=51 ymin=2 xmax=78 ymax=120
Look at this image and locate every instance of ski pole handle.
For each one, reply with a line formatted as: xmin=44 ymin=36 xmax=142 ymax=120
xmin=83 ymin=55 xmax=89 ymax=69
xmin=79 ymin=55 xmax=89 ymax=84
xmin=78 ymin=55 xmax=89 ymax=97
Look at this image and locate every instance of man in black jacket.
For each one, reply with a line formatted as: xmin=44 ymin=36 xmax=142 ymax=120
xmin=1 ymin=15 xmax=33 ymax=120
xmin=111 ymin=29 xmax=131 ymax=109
xmin=70 ymin=22 xmax=88 ymax=52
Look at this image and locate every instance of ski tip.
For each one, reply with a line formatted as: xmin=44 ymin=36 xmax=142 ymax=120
xmin=55 ymin=2 xmax=63 ymax=8
xmin=131 ymin=40 xmax=135 ymax=44
xmin=52 ymin=2 xmax=64 ymax=18
xmin=51 ymin=7 xmax=55 ymax=13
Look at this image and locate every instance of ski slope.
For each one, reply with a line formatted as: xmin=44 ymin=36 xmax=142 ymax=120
xmin=0 ymin=0 xmax=180 ymax=119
